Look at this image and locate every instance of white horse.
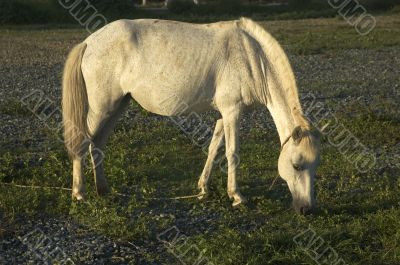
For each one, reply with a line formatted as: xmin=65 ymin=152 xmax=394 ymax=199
xmin=62 ymin=18 xmax=321 ymax=214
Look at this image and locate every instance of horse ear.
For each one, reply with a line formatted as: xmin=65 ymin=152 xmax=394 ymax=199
xmin=292 ymin=126 xmax=303 ymax=144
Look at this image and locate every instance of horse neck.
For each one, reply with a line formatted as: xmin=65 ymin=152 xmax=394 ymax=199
xmin=266 ymin=88 xmax=298 ymax=144
xmin=238 ymin=17 xmax=302 ymax=144
xmin=259 ymin=41 xmax=302 ymax=145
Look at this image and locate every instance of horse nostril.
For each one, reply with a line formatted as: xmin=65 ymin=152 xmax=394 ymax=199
xmin=293 ymin=201 xmax=313 ymax=215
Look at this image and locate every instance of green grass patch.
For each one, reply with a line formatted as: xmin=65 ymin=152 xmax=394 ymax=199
xmin=1 ymin=106 xmax=400 ymax=263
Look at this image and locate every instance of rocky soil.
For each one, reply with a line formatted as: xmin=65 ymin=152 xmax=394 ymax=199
xmin=0 ymin=28 xmax=399 ymax=264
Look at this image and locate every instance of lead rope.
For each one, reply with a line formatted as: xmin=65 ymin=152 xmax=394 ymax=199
xmin=280 ymin=134 xmax=292 ymax=151
xmin=0 ymin=182 xmax=203 ymax=200
xmin=269 ymin=134 xmax=292 ymax=191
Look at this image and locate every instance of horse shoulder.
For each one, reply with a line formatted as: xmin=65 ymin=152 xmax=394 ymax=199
xmin=215 ymin=28 xmax=264 ymax=108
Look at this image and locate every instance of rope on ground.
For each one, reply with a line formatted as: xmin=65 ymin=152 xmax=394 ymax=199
xmin=0 ymin=182 xmax=73 ymax=191
xmin=0 ymin=182 xmax=204 ymax=200
xmin=268 ymin=175 xmax=279 ymax=190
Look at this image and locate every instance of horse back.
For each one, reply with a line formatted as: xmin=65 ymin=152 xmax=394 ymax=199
xmin=82 ymin=19 xmax=260 ymax=116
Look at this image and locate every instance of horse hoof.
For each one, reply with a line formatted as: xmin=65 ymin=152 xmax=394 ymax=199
xmin=72 ymin=192 xmax=85 ymax=201
xmin=96 ymin=185 xmax=110 ymax=196
xmin=232 ymin=198 xmax=246 ymax=207
xmin=230 ymin=193 xmax=246 ymax=207
xmin=197 ymin=186 xmax=208 ymax=200
xmin=197 ymin=191 xmax=207 ymax=200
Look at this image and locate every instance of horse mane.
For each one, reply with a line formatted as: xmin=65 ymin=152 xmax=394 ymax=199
xmin=238 ymin=17 xmax=300 ymax=107
xmin=238 ymin=18 xmax=317 ymax=137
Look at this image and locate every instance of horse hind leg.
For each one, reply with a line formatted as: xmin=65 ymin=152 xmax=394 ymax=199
xmin=87 ymin=95 xmax=131 ymax=196
xmin=71 ymin=153 xmax=88 ymax=200
xmin=68 ymin=128 xmax=90 ymax=200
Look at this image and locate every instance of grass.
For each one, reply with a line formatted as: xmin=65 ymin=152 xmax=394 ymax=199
xmin=263 ymin=15 xmax=400 ymax=54
xmin=0 ymin=14 xmax=400 ymax=264
xmin=1 ymin=103 xmax=399 ymax=264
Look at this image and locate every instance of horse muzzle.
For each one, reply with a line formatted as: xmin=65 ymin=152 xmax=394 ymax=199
xmin=293 ymin=199 xmax=315 ymax=215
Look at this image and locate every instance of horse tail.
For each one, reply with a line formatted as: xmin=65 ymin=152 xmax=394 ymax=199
xmin=62 ymin=42 xmax=88 ymax=158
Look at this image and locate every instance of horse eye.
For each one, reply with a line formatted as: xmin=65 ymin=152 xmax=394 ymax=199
xmin=293 ymin=164 xmax=303 ymax=171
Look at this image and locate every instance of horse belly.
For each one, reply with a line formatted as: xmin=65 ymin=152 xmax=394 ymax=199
xmin=131 ymin=85 xmax=215 ymax=116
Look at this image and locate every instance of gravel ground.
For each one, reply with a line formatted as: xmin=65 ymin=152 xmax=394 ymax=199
xmin=1 ymin=43 xmax=399 ymax=151
xmin=0 ymin=217 xmax=140 ymax=264
xmin=1 ymin=28 xmax=399 ymax=264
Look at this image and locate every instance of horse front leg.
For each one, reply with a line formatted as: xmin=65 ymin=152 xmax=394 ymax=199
xmin=222 ymin=107 xmax=246 ymax=206
xmin=197 ymin=119 xmax=224 ymax=199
